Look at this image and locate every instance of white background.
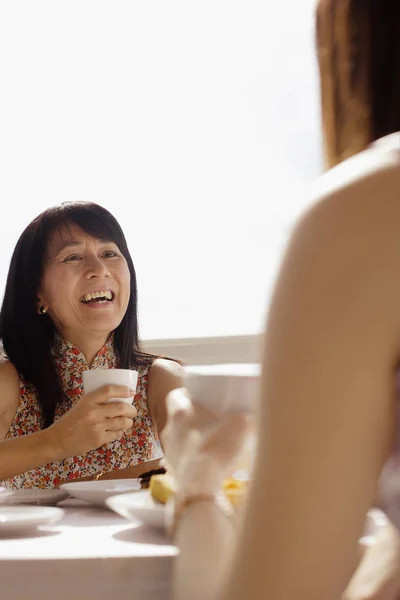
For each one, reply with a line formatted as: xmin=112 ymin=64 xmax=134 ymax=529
xmin=0 ymin=1 xmax=322 ymax=340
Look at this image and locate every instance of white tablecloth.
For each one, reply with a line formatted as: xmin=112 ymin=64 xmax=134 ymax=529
xmin=0 ymin=499 xmax=177 ymax=600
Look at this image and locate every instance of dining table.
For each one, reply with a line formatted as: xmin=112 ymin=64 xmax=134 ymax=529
xmin=0 ymin=497 xmax=177 ymax=600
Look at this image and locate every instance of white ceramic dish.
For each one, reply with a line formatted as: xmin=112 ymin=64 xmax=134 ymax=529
xmin=1 ymin=488 xmax=69 ymax=506
xmin=60 ymin=479 xmax=141 ymax=506
xmin=0 ymin=506 xmax=64 ymax=534
xmin=106 ymin=490 xmax=165 ymax=530
xmin=0 ymin=487 xmax=14 ymax=505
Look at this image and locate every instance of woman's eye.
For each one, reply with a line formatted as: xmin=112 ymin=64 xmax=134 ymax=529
xmin=102 ymin=250 xmax=118 ymax=258
xmin=63 ymin=254 xmax=82 ymax=262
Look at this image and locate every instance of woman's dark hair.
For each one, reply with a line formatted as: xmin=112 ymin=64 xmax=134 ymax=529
xmin=316 ymin=0 xmax=400 ymax=167
xmin=0 ymin=201 xmax=158 ymax=428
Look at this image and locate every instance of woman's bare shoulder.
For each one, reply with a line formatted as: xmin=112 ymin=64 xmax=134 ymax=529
xmin=225 ymin=146 xmax=400 ymax=600
xmin=309 ymin=140 xmax=400 ymax=215
xmin=148 ymin=358 xmax=184 ymax=401
xmin=273 ymin=142 xmax=400 ymax=366
xmin=293 ymin=144 xmax=400 ymax=282
xmin=0 ymin=359 xmax=20 ymax=438
xmin=0 ymin=358 xmax=20 ymax=384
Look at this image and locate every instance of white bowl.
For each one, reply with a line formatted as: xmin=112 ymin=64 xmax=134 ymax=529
xmin=0 ymin=506 xmax=64 ymax=534
xmin=59 ymin=479 xmax=141 ymax=506
xmin=106 ymin=491 xmax=165 ymax=530
xmin=1 ymin=488 xmax=68 ymax=506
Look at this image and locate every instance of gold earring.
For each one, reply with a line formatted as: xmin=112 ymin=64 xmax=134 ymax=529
xmin=39 ymin=306 xmax=48 ymax=315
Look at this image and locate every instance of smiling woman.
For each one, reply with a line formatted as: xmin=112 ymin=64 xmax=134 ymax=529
xmin=0 ymin=201 xmax=183 ymax=489
xmin=39 ymin=223 xmax=132 ymax=366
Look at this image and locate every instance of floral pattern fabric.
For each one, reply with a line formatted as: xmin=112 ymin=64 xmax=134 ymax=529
xmin=2 ymin=335 xmax=163 ymax=489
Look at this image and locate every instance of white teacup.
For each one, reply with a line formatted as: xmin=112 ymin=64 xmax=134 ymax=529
xmin=184 ymin=363 xmax=260 ymax=414
xmin=82 ymin=369 xmax=138 ymax=405
xmin=184 ymin=364 xmax=260 ymax=478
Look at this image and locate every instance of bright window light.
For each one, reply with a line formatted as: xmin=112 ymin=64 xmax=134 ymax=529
xmin=0 ymin=0 xmax=322 ymax=339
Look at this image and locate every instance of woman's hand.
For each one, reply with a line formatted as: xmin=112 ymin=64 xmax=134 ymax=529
xmin=161 ymin=387 xmax=250 ymax=498
xmin=45 ymin=384 xmax=137 ymax=459
xmin=342 ymin=514 xmax=400 ymax=600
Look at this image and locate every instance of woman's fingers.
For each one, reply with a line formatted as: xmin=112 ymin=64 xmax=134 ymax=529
xmin=103 ymin=402 xmax=137 ymax=419
xmin=166 ymin=388 xmax=192 ymax=418
xmin=201 ymin=414 xmax=250 ymax=460
xmin=105 ymin=416 xmax=134 ymax=431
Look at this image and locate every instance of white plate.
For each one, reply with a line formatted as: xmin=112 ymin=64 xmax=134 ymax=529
xmin=60 ymin=479 xmax=141 ymax=506
xmin=106 ymin=491 xmax=165 ymax=530
xmin=0 ymin=487 xmax=14 ymax=505
xmin=0 ymin=506 xmax=64 ymax=534
xmin=2 ymin=488 xmax=69 ymax=506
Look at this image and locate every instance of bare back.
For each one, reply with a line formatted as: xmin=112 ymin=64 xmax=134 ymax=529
xmin=222 ymin=137 xmax=400 ymax=600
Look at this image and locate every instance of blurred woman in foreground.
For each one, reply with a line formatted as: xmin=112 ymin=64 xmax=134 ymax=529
xmin=162 ymin=1 xmax=400 ymax=599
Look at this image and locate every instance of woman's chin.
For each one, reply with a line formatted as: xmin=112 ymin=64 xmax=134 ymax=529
xmin=81 ymin=307 xmax=123 ymax=329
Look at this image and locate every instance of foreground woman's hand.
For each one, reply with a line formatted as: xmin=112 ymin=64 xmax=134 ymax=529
xmin=45 ymin=384 xmax=137 ymax=459
xmin=342 ymin=514 xmax=400 ymax=600
xmin=161 ymin=387 xmax=250 ymax=498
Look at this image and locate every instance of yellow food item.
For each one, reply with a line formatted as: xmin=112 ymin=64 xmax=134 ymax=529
xmin=149 ymin=474 xmax=176 ymax=504
xmin=149 ymin=473 xmax=248 ymax=507
xmin=222 ymin=478 xmax=248 ymax=507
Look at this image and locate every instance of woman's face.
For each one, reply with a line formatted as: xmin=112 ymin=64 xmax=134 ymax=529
xmin=38 ymin=224 xmax=131 ymax=341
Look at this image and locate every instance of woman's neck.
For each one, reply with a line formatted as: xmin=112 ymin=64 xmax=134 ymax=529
xmin=56 ymin=330 xmax=112 ymax=367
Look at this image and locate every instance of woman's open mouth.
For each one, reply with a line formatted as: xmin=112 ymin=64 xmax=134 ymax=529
xmin=79 ymin=289 xmax=115 ymax=305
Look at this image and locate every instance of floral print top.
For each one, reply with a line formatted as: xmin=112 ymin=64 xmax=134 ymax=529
xmin=2 ymin=334 xmax=163 ymax=489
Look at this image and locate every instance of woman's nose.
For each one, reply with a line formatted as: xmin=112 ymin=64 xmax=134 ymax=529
xmin=85 ymin=256 xmax=111 ymax=279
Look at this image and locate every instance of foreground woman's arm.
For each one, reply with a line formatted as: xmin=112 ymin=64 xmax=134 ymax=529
xmin=343 ymin=515 xmax=400 ymax=600
xmin=162 ymin=392 xmax=249 ymax=600
xmin=221 ymin=160 xmax=400 ymax=600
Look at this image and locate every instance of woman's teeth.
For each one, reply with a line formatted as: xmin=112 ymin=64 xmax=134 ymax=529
xmin=80 ymin=290 xmax=113 ymax=303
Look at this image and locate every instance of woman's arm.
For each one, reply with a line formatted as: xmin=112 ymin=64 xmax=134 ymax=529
xmin=0 ymin=428 xmax=58 ymax=482
xmin=174 ymin=504 xmax=400 ymax=600
xmin=0 ymin=361 xmax=60 ymax=479
xmin=171 ymin=500 xmax=236 ymax=600
xmin=343 ymin=514 xmax=400 ymax=600
xmin=0 ymin=360 xmax=138 ymax=482
xmin=148 ymin=358 xmax=184 ymax=439
xmin=221 ymin=162 xmax=400 ymax=600
xmin=162 ymin=389 xmax=249 ymax=600
xmin=340 ymin=492 xmax=400 ymax=600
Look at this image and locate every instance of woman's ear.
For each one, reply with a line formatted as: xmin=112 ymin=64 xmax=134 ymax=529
xmin=36 ymin=295 xmax=48 ymax=315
